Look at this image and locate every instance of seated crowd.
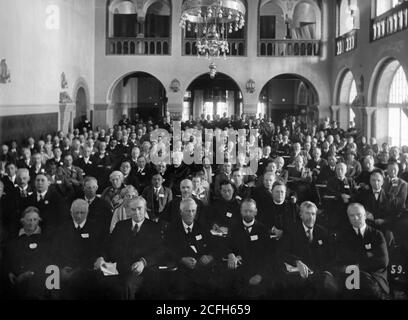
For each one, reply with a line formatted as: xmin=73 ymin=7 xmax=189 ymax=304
xmin=0 ymin=112 xmax=407 ymax=300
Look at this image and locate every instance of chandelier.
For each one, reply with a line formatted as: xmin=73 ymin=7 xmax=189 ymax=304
xmin=180 ymin=0 xmax=246 ymax=76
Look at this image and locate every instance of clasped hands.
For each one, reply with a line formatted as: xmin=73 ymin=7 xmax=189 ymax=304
xmin=181 ymin=255 xmax=214 ymax=270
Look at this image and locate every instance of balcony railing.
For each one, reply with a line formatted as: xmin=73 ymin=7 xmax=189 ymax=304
xmin=106 ymin=37 xmax=171 ymax=55
xmin=371 ymin=1 xmax=408 ymax=41
xmin=335 ymin=29 xmax=358 ymax=56
xmin=258 ymin=39 xmax=320 ymax=57
xmin=183 ymin=38 xmax=246 ymax=56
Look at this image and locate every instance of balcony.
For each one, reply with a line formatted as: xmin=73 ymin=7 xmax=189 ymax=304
xmin=182 ymin=38 xmax=246 ymax=56
xmin=106 ymin=37 xmax=171 ymax=55
xmin=258 ymin=39 xmax=321 ymax=57
xmin=335 ymin=29 xmax=358 ymax=56
xmin=371 ymin=1 xmax=408 ymax=41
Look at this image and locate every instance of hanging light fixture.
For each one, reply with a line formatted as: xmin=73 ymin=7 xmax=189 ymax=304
xmin=180 ymin=0 xmax=246 ymax=77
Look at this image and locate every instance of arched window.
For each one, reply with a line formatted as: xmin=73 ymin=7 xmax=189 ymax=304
xmin=348 ymin=80 xmax=357 ymax=122
xmin=389 ymin=66 xmax=408 ymax=104
xmin=387 ymin=66 xmax=408 ymax=146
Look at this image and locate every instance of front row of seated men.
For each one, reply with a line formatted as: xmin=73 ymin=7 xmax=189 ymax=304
xmin=2 ymin=191 xmax=390 ymax=300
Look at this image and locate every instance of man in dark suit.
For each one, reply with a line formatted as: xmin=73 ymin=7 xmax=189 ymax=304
xmin=383 ymin=162 xmax=408 ymax=214
xmin=209 ymin=180 xmax=241 ymax=235
xmin=3 ymin=207 xmax=52 ymax=299
xmin=224 ymin=199 xmax=272 ymax=298
xmin=56 ymin=154 xmax=84 ymax=198
xmin=82 ymin=176 xmax=112 ymax=235
xmin=316 ymin=153 xmax=337 ymax=184
xmin=94 ymin=197 xmax=163 ymax=299
xmin=277 ymin=201 xmax=338 ymax=299
xmin=24 ymin=173 xmax=70 ymax=235
xmin=142 ymin=173 xmax=173 ymax=222
xmin=335 ymin=203 xmax=390 ymax=299
xmin=250 ymin=172 xmax=275 ymax=225
xmin=355 ymin=169 xmax=394 ymax=246
xmin=161 ymin=179 xmax=206 ymax=227
xmin=164 ymin=198 xmax=218 ymax=299
xmin=74 ymin=146 xmax=97 ymax=177
xmin=54 ymin=199 xmax=106 ymax=299
xmin=45 ymin=147 xmax=64 ymax=168
xmin=133 ymin=155 xmax=152 ymax=194
xmin=326 ymin=162 xmax=357 ymax=232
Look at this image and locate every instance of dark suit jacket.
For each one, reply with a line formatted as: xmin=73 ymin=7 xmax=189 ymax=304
xmin=4 ymin=233 xmax=52 ymax=277
xmin=104 ymin=219 xmax=163 ymax=274
xmin=336 ymin=225 xmax=389 ymax=293
xmin=164 ymin=219 xmax=215 ymax=264
xmin=161 ymin=196 xmax=206 ymax=226
xmin=317 ymin=166 xmax=336 ymax=184
xmin=209 ymin=198 xmax=241 ymax=229
xmin=250 ymin=186 xmax=274 ymax=224
xmin=24 ymin=190 xmax=70 ymax=233
xmin=54 ymin=219 xmax=105 ymax=269
xmin=227 ymin=220 xmax=271 ymax=275
xmin=87 ymin=197 xmax=113 ymax=234
xmin=142 ymin=185 xmax=173 ymax=220
xmin=355 ymin=188 xmax=390 ymax=221
xmin=278 ymin=222 xmax=334 ymax=271
xmin=74 ymin=157 xmax=97 ymax=177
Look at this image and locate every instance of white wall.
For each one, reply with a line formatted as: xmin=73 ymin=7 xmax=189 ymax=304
xmin=0 ymin=0 xmax=95 ymax=117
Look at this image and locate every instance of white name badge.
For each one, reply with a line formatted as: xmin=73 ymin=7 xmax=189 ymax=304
xmin=81 ymin=233 xmax=90 ymax=239
xmin=29 ymin=243 xmax=38 ymax=249
xmin=344 ymin=185 xmax=350 ymax=189
xmin=44 ymin=200 xmax=49 ymax=205
xmin=235 ymin=196 xmax=242 ymax=201
xmin=159 ymin=194 xmax=164 ymax=198
xmin=57 ymin=180 xmax=62 ymax=184
xmin=141 ymin=172 xmax=146 ymax=176
xmin=316 ymin=165 xmax=320 ymax=169
xmin=195 ymin=234 xmax=203 ymax=241
xmin=392 ymin=183 xmax=398 ymax=187
xmin=226 ymin=212 xmax=232 ymax=218
xmin=28 ymin=192 xmax=33 ymax=196
xmin=190 ymin=245 xmax=198 ymax=253
xmin=250 ymin=235 xmax=259 ymax=241
xmin=318 ymin=240 xmax=323 ymax=246
xmin=365 ymin=243 xmax=372 ymax=250
xmin=200 ymin=194 xmax=205 ymax=198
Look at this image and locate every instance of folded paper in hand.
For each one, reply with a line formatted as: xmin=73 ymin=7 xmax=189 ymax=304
xmin=210 ymin=229 xmax=224 ymax=237
xmin=101 ymin=262 xmax=119 ymax=276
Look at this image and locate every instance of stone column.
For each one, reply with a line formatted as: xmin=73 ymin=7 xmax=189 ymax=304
xmin=330 ymin=105 xmax=340 ymax=122
xmin=364 ymin=106 xmax=377 ymax=140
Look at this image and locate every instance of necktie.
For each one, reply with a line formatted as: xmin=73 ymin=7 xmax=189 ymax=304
xmin=306 ymin=229 xmax=313 ymax=243
xmin=357 ymin=228 xmax=363 ymax=240
xmin=187 ymin=227 xmax=192 ymax=235
xmin=244 ymin=226 xmax=251 ymax=234
xmin=39 ymin=194 xmax=43 ymax=202
xmin=133 ymin=224 xmax=139 ymax=235
xmin=76 ymin=225 xmax=81 ymax=232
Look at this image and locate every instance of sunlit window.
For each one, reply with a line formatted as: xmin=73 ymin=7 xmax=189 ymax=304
xmin=203 ymin=102 xmax=214 ymax=118
xmin=216 ymin=102 xmax=228 ymax=117
xmin=376 ymin=0 xmax=403 ymax=16
xmin=182 ymin=101 xmax=190 ymax=121
xmin=349 ymin=80 xmax=357 ymax=104
xmin=388 ymin=65 xmax=408 ymax=147
xmin=257 ymin=102 xmax=267 ymax=117
xmin=389 ymin=66 xmax=408 ymax=104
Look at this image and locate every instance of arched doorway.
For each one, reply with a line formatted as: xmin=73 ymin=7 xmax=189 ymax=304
xmin=110 ymin=72 xmax=167 ymax=123
xmin=258 ymin=74 xmax=319 ymax=126
xmin=74 ymin=87 xmax=87 ymax=129
xmin=183 ymin=73 xmax=243 ymax=121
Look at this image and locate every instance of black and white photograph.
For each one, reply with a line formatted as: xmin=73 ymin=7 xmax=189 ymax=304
xmin=0 ymin=0 xmax=408 ymax=305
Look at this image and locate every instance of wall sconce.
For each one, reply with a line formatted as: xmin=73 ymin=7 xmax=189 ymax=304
xmin=246 ymin=79 xmax=255 ymax=94
xmin=169 ymin=79 xmax=181 ymax=93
